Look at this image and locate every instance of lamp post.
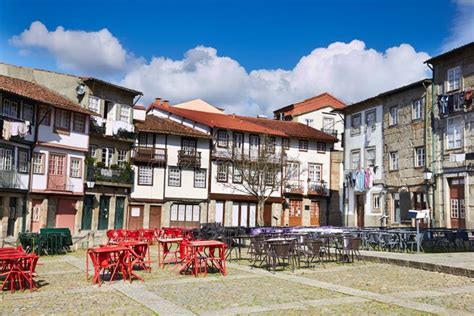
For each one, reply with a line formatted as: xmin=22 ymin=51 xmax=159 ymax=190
xmin=423 ymin=168 xmax=433 ymax=228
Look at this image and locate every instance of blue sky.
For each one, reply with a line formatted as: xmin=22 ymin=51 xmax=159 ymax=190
xmin=0 ymin=0 xmax=472 ymax=114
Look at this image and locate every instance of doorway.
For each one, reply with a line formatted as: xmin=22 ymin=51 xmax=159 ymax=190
xmin=82 ymin=195 xmax=94 ymax=230
xmin=47 ymin=153 xmax=67 ymax=190
xmin=114 ymin=197 xmax=125 ymax=229
xmin=263 ymin=203 xmax=272 ymax=226
xmin=56 ymin=199 xmax=77 ymax=234
xmin=449 ymin=178 xmax=465 ymax=229
xmin=288 ymin=199 xmax=302 ymax=226
xmin=149 ymin=205 xmax=162 ymax=229
xmin=310 ymin=200 xmax=320 ymax=226
xmin=128 ymin=205 xmax=144 ymax=229
xmin=356 ymin=194 xmax=365 ymax=227
xmin=7 ymin=197 xmax=17 ymax=236
xmin=98 ymin=195 xmax=110 ymax=230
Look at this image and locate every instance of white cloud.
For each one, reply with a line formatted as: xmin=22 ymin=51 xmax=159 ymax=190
xmin=10 ymin=21 xmax=131 ymax=76
xmin=9 ymin=21 xmax=431 ymax=116
xmin=442 ymin=0 xmax=474 ymax=52
xmin=122 ymin=40 xmax=430 ymax=115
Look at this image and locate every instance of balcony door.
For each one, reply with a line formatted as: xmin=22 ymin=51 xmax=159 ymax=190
xmin=48 ymin=153 xmax=66 ymax=190
xmin=182 ymin=138 xmax=196 ymax=155
xmin=449 ymin=178 xmax=465 ymax=229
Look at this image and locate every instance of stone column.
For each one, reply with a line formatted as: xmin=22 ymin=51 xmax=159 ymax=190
xmin=46 ymin=198 xmax=57 ymax=228
xmin=74 ymin=198 xmax=83 ymax=234
xmin=224 ymin=201 xmax=233 ymax=226
xmin=143 ymin=204 xmax=150 ymax=228
xmin=91 ymin=193 xmax=100 ymax=231
xmin=161 ymin=202 xmax=171 ymax=227
xmin=108 ymin=195 xmax=117 ymax=230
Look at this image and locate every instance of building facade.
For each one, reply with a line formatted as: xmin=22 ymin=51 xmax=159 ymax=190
xmin=426 ymin=42 xmax=474 ymax=229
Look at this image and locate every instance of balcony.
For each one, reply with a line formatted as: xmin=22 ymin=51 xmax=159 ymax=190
xmin=284 ymin=180 xmax=305 ymax=194
xmin=322 ymin=129 xmax=338 ymax=138
xmin=89 ymin=120 xmax=136 ymax=141
xmin=131 ymin=147 xmax=167 ymax=165
xmin=0 ymin=169 xmax=25 ymax=190
xmin=178 ymin=150 xmax=201 ymax=168
xmin=307 ymin=181 xmax=328 ymax=196
xmin=46 ymin=180 xmax=75 ymax=192
xmin=284 ymin=180 xmax=328 ymax=196
xmin=86 ymin=165 xmax=134 ymax=186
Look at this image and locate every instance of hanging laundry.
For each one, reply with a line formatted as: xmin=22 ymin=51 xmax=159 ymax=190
xmin=18 ymin=122 xmax=29 ymax=137
xmin=365 ymin=168 xmax=374 ymax=189
xmin=438 ymin=95 xmax=448 ymax=116
xmin=10 ymin=122 xmax=20 ymax=137
xmin=456 ymin=91 xmax=465 ymax=109
xmin=465 ymin=89 xmax=473 ymax=108
xmin=2 ymin=120 xmax=11 ymax=140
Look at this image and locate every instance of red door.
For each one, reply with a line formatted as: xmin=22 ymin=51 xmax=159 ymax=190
xmin=149 ymin=206 xmax=162 ymax=229
xmin=310 ymin=201 xmax=320 ymax=226
xmin=288 ymin=199 xmax=302 ymax=226
xmin=56 ymin=199 xmax=77 ymax=234
xmin=31 ymin=199 xmax=43 ymax=233
xmin=48 ymin=154 xmax=67 ymax=191
xmin=449 ymin=178 xmax=465 ymax=229
xmin=128 ymin=205 xmax=144 ymax=230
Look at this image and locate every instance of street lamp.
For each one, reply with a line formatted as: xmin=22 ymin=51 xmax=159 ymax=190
xmin=423 ymin=168 xmax=433 ymax=181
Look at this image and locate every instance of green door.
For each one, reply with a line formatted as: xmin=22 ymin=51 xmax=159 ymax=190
xmin=81 ymin=195 xmax=94 ymax=230
xmin=114 ymin=197 xmax=125 ymax=229
xmin=98 ymin=196 xmax=110 ymax=230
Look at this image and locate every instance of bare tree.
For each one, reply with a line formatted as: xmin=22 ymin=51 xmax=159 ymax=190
xmin=216 ymin=133 xmax=299 ymax=226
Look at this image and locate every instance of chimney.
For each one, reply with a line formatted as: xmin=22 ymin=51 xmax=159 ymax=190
xmin=163 ymin=100 xmax=170 ymax=108
xmin=155 ymin=97 xmax=161 ymax=106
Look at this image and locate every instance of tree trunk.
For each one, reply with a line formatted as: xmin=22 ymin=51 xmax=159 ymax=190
xmin=257 ymin=200 xmax=265 ymax=226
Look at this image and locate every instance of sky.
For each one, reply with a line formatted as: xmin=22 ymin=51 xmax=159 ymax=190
xmin=0 ymin=0 xmax=473 ymax=115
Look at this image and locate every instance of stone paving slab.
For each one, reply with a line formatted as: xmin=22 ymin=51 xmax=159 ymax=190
xmin=360 ymin=250 xmax=474 ymax=277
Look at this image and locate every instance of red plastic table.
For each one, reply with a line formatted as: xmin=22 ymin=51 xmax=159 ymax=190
xmin=179 ymin=240 xmax=227 ymax=277
xmin=117 ymin=241 xmax=151 ymax=275
xmin=86 ymin=246 xmax=132 ymax=286
xmin=0 ymin=250 xmax=38 ymax=293
xmin=157 ymin=237 xmax=183 ymax=268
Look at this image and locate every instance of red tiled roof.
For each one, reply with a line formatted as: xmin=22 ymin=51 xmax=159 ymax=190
xmin=134 ymin=115 xmax=210 ymax=138
xmin=150 ymin=102 xmax=337 ymax=142
xmin=274 ymin=92 xmax=345 ymax=117
xmin=0 ymin=75 xmax=97 ymax=116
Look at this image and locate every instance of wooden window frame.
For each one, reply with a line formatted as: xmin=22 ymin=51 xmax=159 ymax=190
xmin=38 ymin=105 xmax=50 ymax=126
xmin=389 ymin=106 xmax=398 ymax=127
xmin=193 ymin=168 xmax=207 ymax=188
xmin=217 ymin=162 xmax=228 ymax=182
xmin=282 ymin=138 xmax=290 ymax=150
xmin=32 ymin=153 xmax=45 ymax=175
xmin=232 ymin=163 xmax=243 ymax=184
xmin=22 ymin=103 xmax=34 ymax=124
xmin=138 ymin=165 xmax=154 ymax=186
xmin=18 ymin=149 xmax=29 ymax=174
xmin=54 ymin=108 xmax=71 ymax=133
xmin=316 ymin=142 xmax=326 ymax=153
xmin=168 ymin=166 xmax=181 ymax=187
xmin=72 ymin=113 xmax=86 ymax=133
xmin=299 ymin=139 xmax=308 ymax=152
xmin=69 ymin=157 xmax=82 ymax=178
xmin=217 ymin=130 xmax=228 ymax=148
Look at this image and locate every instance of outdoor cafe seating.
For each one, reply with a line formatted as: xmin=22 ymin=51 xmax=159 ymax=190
xmin=0 ymin=245 xmax=39 ymax=293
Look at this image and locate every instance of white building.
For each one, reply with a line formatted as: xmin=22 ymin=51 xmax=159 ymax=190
xmin=138 ymin=98 xmax=337 ymax=228
xmin=339 ymin=101 xmax=384 ymax=227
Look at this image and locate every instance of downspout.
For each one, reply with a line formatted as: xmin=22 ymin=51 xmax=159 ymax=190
xmin=427 ymin=64 xmax=437 ymax=228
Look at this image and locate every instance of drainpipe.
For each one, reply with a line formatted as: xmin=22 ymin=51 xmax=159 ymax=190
xmin=426 ymin=64 xmax=437 ymax=228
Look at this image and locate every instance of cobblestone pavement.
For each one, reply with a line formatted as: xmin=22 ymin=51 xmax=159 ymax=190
xmin=0 ymin=249 xmax=473 ymax=315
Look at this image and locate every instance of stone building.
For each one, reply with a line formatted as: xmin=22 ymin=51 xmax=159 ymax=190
xmin=425 ymin=42 xmax=474 ymax=229
xmin=382 ymin=79 xmax=433 ymax=227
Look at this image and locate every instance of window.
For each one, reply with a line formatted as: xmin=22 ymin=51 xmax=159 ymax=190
xmin=138 ymin=166 xmax=153 ymax=185
xmin=316 ymin=142 xmax=326 ymax=153
xmin=286 ymin=162 xmax=299 ymax=180
xmin=390 ymin=151 xmax=399 ymax=170
xmin=389 ymin=107 xmax=398 ymax=126
xmin=308 ymin=163 xmax=322 ymax=182
xmin=182 ymin=138 xmax=197 ymax=154
xmin=18 ymin=150 xmax=29 ymax=173
xmin=414 ymin=192 xmax=427 ymax=210
xmin=305 ymin=118 xmax=314 ymax=126
xmin=233 ymin=132 xmax=243 ymax=155
xmin=365 ymin=148 xmax=376 ymax=167
xmin=351 ymin=113 xmax=361 ymax=134
xmin=265 ymin=170 xmax=274 ymax=186
xmin=450 ymin=199 xmax=459 ymax=219
xmin=88 ymin=96 xmax=100 ymax=113
xmin=102 ymin=147 xmax=113 ymax=167
xmin=23 ymin=103 xmax=34 ymax=123
xmin=232 ymin=164 xmax=243 ymax=183
xmin=365 ymin=110 xmax=376 ymax=130
xmin=38 ymin=106 xmax=50 ymax=125
xmin=373 ymin=194 xmax=380 ymax=211
xmin=447 ymin=116 xmax=463 ymax=149
xmin=0 ymin=147 xmax=13 ymax=171
xmin=194 ymin=169 xmax=206 ymax=188
xmin=282 ymin=138 xmax=290 ymax=150
xmin=70 ymin=158 xmax=81 ymax=178
xmin=231 ymin=202 xmax=257 ymax=227
xmin=217 ymin=162 xmax=228 ymax=182
xmin=447 ymin=66 xmax=461 ymax=92
xmin=249 ymin=135 xmax=259 ymax=159
xmin=89 ymin=145 xmax=97 ymax=158
xmin=168 ymin=167 xmax=181 ymax=187
xmin=120 ymin=104 xmax=131 ymax=122
xmin=54 ymin=109 xmax=70 ymax=130
xmin=32 ymin=153 xmax=44 ymax=174
xmin=266 ymin=137 xmax=276 ymax=153
xmin=170 ymin=204 xmax=200 ymax=228
xmin=351 ymin=150 xmax=360 ymax=170
xmin=415 ymin=147 xmax=425 ymax=167
xmin=73 ymin=113 xmax=85 ymax=133
xmin=322 ymin=117 xmax=335 ymax=134
xmin=299 ymin=139 xmax=308 ymax=151
xmin=412 ymin=99 xmax=423 ymax=121
xmin=217 ymin=130 xmax=228 ymax=147
xmin=2 ymin=99 xmax=18 ymax=118
xmin=117 ymin=149 xmax=127 ymax=166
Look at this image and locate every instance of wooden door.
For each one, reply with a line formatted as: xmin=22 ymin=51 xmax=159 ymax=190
xmin=56 ymin=199 xmax=76 ymax=234
xmin=263 ymin=203 xmax=272 ymax=226
xmin=81 ymin=195 xmax=93 ymax=230
xmin=7 ymin=197 xmax=16 ymax=236
xmin=48 ymin=154 xmax=66 ymax=190
xmin=449 ymin=178 xmax=465 ymax=229
xmin=288 ymin=199 xmax=302 ymax=226
xmin=149 ymin=206 xmax=162 ymax=229
xmin=98 ymin=196 xmax=110 ymax=230
xmin=31 ymin=199 xmax=43 ymax=233
xmin=114 ymin=197 xmax=125 ymax=229
xmin=356 ymin=194 xmax=365 ymax=227
xmin=128 ymin=205 xmax=144 ymax=229
xmin=310 ymin=201 xmax=320 ymax=226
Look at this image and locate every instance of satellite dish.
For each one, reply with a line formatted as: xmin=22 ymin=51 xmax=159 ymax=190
xmin=76 ymin=84 xmax=85 ymax=95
